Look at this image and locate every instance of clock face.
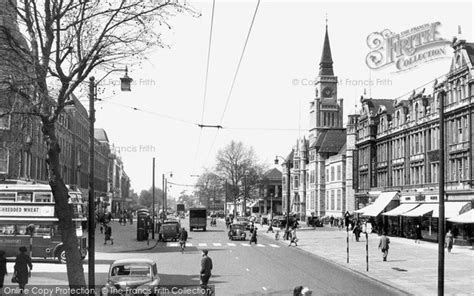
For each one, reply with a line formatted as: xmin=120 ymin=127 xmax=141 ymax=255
xmin=322 ymin=87 xmax=333 ymax=98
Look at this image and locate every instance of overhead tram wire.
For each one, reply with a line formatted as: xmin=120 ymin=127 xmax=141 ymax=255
xmin=194 ymin=0 xmax=217 ymax=173
xmin=204 ymin=0 xmax=261 ymax=164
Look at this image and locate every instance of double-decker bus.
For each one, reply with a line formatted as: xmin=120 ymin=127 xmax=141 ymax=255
xmin=0 ymin=180 xmax=88 ymax=263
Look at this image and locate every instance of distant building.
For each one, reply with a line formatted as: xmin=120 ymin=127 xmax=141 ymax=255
xmin=253 ymin=168 xmax=282 ymax=215
xmin=281 ymin=24 xmax=356 ymax=222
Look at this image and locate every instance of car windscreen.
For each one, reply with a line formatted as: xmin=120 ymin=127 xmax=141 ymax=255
xmin=111 ymin=264 xmax=151 ymax=277
xmin=190 ymin=210 xmax=206 ymax=218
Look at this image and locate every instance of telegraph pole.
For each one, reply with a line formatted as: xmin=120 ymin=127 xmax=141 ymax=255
xmin=152 ymin=158 xmax=155 ymax=239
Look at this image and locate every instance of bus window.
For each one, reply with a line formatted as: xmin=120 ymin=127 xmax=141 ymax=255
xmin=34 ymin=192 xmax=53 ymax=203
xmin=17 ymin=192 xmax=33 ymax=202
xmin=0 ymin=192 xmax=16 ymax=203
xmin=16 ymin=224 xmax=28 ymax=235
xmin=0 ymin=224 xmax=15 ymax=235
xmin=35 ymin=225 xmax=51 ymax=236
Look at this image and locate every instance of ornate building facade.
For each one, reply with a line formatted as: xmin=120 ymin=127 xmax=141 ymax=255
xmin=354 ymin=38 xmax=474 ymax=244
xmin=282 ymin=25 xmax=356 ymax=221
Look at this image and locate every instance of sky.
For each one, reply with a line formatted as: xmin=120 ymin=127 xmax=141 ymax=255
xmin=88 ymin=0 xmax=473 ymax=197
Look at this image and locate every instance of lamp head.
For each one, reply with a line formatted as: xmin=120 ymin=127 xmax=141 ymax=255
xmin=274 ymin=156 xmax=279 ymax=165
xmin=120 ymin=67 xmax=133 ymax=91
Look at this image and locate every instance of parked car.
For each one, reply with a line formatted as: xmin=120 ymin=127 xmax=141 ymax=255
xmin=102 ymin=258 xmax=160 ymax=296
xmin=228 ymin=223 xmax=247 ymax=240
xmin=307 ymin=216 xmax=323 ymax=227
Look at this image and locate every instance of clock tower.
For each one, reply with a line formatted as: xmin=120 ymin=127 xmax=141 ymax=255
xmin=309 ymin=23 xmax=343 ymax=141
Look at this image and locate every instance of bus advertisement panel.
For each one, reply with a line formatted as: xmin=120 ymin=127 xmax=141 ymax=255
xmin=0 ymin=181 xmax=87 ymax=263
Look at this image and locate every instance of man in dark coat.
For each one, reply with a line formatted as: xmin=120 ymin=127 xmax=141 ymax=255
xmin=104 ymin=224 xmax=113 ymax=245
xmin=0 ymin=250 xmax=7 ymax=288
xmin=249 ymin=228 xmax=258 ymax=245
xmin=378 ymin=232 xmax=390 ymax=261
xmin=200 ymin=249 xmax=213 ymax=287
xmin=14 ymin=246 xmax=32 ymax=291
xmin=179 ymin=228 xmax=188 ymax=252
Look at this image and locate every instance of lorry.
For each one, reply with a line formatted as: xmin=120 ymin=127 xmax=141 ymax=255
xmin=189 ymin=207 xmax=207 ymax=231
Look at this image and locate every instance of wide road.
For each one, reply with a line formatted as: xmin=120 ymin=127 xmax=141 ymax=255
xmin=8 ymin=218 xmax=405 ymax=295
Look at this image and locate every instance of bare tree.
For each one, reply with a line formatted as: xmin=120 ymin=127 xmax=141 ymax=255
xmin=195 ymin=170 xmax=224 ymax=209
xmin=0 ymin=0 xmax=196 ymax=289
xmin=214 ymin=141 xmax=265 ymax=216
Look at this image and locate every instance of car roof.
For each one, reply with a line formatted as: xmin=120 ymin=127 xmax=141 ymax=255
xmin=111 ymin=258 xmax=155 ymax=266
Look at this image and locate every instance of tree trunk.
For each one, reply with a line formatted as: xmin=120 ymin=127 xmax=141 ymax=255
xmin=44 ymin=121 xmax=87 ymax=291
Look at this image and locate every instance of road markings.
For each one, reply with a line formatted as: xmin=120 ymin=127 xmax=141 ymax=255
xmin=256 ymin=244 xmax=265 ymax=247
xmin=269 ymin=244 xmax=280 ymax=248
xmin=262 ymin=287 xmax=267 ymax=291
xmin=246 ymin=268 xmax=249 ymax=272
xmin=168 ymin=242 xmax=179 ymax=247
xmin=198 ymin=243 xmax=207 ymax=247
xmin=187 ymin=243 xmax=193 ymax=246
xmin=227 ymin=243 xmax=236 ymax=246
xmin=213 ymin=243 xmax=222 ymax=247
xmin=241 ymin=243 xmax=250 ymax=247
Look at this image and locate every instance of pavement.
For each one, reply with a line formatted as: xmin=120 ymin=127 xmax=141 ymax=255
xmin=259 ymin=223 xmax=474 ymax=296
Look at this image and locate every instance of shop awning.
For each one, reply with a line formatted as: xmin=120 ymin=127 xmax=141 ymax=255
xmin=402 ymin=203 xmax=437 ymax=217
xmin=432 ymin=202 xmax=470 ymax=219
xmin=382 ymin=203 xmax=419 ymax=216
xmin=448 ymin=209 xmax=474 ymax=223
xmin=361 ymin=191 xmax=399 ymax=216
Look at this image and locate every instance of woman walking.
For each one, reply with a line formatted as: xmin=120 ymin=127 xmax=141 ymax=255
xmin=445 ymin=229 xmax=455 ymax=253
xmin=14 ymin=246 xmax=33 ymax=294
xmin=288 ymin=228 xmax=298 ymax=247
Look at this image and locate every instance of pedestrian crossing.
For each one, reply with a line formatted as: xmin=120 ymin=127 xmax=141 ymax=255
xmin=162 ymin=242 xmax=281 ymax=248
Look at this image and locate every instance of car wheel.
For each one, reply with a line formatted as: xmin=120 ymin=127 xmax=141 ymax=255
xmin=203 ymin=227 xmax=206 ymax=231
xmin=57 ymin=248 xmax=67 ymax=264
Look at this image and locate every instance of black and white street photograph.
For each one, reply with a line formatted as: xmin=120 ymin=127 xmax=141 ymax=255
xmin=0 ymin=0 xmax=473 ymax=295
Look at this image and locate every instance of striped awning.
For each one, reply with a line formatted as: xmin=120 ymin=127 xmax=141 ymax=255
xmin=382 ymin=203 xmax=419 ymax=216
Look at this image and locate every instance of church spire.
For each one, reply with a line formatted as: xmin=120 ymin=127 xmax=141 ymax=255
xmin=319 ymin=20 xmax=334 ymax=76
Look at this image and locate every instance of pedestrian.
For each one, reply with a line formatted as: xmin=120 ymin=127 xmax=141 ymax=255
xmin=179 ymin=227 xmax=188 ymax=253
xmin=14 ymin=246 xmax=32 ymax=293
xmin=275 ymin=229 xmax=280 ymax=240
xmin=445 ymin=229 xmax=454 ymax=253
xmin=250 ymin=227 xmax=258 ymax=245
xmin=378 ymin=232 xmax=390 ymax=261
xmin=129 ymin=211 xmax=133 ymax=224
xmin=288 ymin=227 xmax=298 ymax=247
xmin=415 ymin=223 xmax=422 ymax=244
xmin=267 ymin=223 xmax=274 ymax=233
xmin=0 ymin=250 xmax=7 ymax=290
xmin=104 ymin=224 xmax=114 ymax=245
xmin=353 ymin=223 xmax=361 ymax=242
xmin=330 ymin=216 xmax=334 ymax=227
xmin=200 ymin=249 xmax=213 ymax=288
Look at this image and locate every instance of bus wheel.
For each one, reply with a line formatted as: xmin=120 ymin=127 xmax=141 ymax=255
xmin=57 ymin=249 xmax=67 ymax=264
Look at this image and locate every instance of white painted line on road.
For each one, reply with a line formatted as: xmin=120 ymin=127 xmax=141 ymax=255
xmin=168 ymin=242 xmax=179 ymax=247
xmin=227 ymin=243 xmax=236 ymax=247
xmin=256 ymin=244 xmax=265 ymax=247
xmin=269 ymin=244 xmax=280 ymax=248
xmin=235 ymin=257 xmax=239 ymax=259
xmin=246 ymin=268 xmax=249 ymax=272
xmin=187 ymin=243 xmax=193 ymax=246
xmin=213 ymin=243 xmax=222 ymax=247
xmin=199 ymin=243 xmax=207 ymax=247
xmin=241 ymin=243 xmax=250 ymax=247
xmin=262 ymin=287 xmax=267 ymax=291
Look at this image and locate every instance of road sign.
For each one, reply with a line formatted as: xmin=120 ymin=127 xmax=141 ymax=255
xmin=345 ymin=211 xmax=350 ymax=217
xmin=366 ymin=222 xmax=373 ymax=234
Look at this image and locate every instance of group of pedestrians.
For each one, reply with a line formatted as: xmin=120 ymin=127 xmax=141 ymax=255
xmin=0 ymin=247 xmax=33 ymax=295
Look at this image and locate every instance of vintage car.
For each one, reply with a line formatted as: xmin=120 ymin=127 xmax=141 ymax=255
xmin=159 ymin=220 xmax=181 ymax=242
xmin=228 ymin=223 xmax=247 ymax=240
xmin=101 ymin=258 xmax=160 ymax=296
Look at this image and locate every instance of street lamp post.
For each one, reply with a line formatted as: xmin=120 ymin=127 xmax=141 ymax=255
xmin=152 ymin=158 xmax=156 ymax=239
xmin=88 ymin=68 xmax=132 ymax=289
xmin=243 ymin=170 xmax=249 ymax=217
xmin=275 ymin=155 xmax=291 ymax=239
xmin=438 ymin=90 xmax=446 ymax=296
xmin=161 ymin=172 xmax=173 ymax=220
